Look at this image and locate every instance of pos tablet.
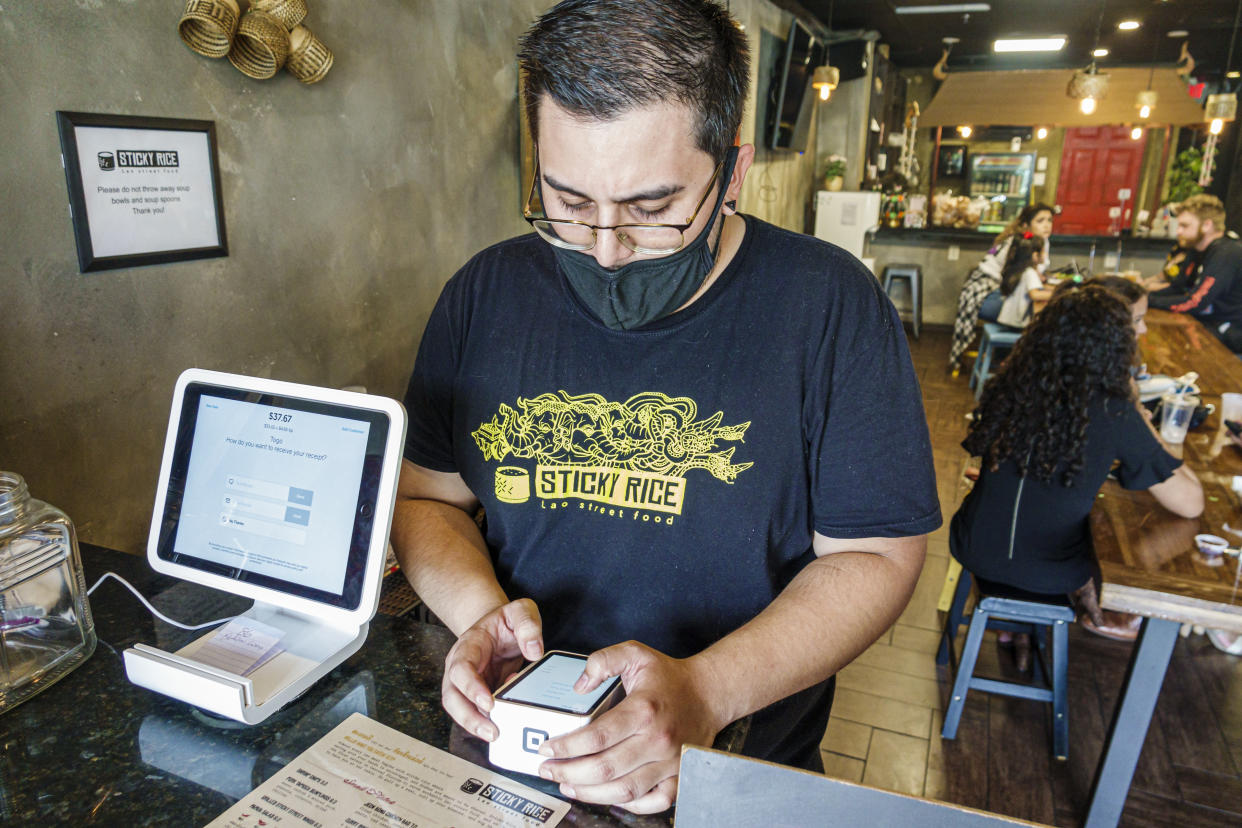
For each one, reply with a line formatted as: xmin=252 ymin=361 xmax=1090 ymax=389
xmin=123 ymin=369 xmax=406 ymax=724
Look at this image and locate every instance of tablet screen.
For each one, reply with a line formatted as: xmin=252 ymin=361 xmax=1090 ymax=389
xmin=498 ymin=653 xmax=621 ymax=715
xmin=155 ymin=382 xmax=391 ymax=609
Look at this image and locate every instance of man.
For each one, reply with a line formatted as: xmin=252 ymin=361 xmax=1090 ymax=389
xmin=392 ymin=0 xmax=939 ymax=813
xmin=1147 ymin=194 xmax=1242 ymax=351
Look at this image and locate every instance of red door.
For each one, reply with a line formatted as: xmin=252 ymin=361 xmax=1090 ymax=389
xmin=1054 ymin=127 xmax=1148 ymax=235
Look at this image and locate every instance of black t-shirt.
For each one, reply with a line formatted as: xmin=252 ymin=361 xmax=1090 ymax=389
xmin=1148 ymin=237 xmax=1242 ymax=327
xmin=403 ymin=216 xmax=941 ymax=764
xmin=950 ymin=397 xmax=1180 ymax=595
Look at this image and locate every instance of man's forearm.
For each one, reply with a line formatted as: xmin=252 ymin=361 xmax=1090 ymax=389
xmin=686 ymin=538 xmax=925 ymax=733
xmin=391 ymin=497 xmax=508 ymax=635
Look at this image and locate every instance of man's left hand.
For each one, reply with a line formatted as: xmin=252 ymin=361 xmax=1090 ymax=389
xmin=534 ymin=641 xmax=724 ymax=814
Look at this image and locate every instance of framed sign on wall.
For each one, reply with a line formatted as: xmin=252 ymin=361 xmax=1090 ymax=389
xmin=56 ymin=111 xmax=228 ymax=272
xmin=937 ymin=144 xmax=967 ymax=178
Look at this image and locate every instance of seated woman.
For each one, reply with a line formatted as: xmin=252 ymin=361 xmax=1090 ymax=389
xmin=950 ymin=285 xmax=1203 ymax=663
xmin=948 ymin=203 xmax=1055 ymax=373
xmin=981 ymin=232 xmax=1052 ymax=328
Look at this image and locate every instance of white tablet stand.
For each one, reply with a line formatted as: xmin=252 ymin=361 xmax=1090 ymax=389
xmin=123 ymin=369 xmax=406 ymax=724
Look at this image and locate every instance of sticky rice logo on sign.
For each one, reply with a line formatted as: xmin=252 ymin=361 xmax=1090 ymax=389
xmin=472 ymin=391 xmax=752 ymax=527
xmin=119 ymin=150 xmax=180 ymax=168
xmin=98 ymin=150 xmax=180 ymax=173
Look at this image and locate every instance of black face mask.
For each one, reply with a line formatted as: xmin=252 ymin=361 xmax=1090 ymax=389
xmin=553 ymin=148 xmax=738 ymax=331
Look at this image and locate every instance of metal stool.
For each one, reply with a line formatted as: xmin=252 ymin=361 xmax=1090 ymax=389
xmin=968 ymin=322 xmax=1021 ymax=399
xmin=938 ymin=571 xmax=1075 ymax=760
xmin=881 ymin=264 xmax=922 ymax=339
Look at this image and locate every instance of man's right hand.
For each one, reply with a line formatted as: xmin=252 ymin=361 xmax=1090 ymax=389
xmin=441 ymin=598 xmax=545 ymax=741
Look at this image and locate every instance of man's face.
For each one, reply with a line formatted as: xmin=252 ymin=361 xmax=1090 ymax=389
xmin=534 ymin=97 xmax=724 ymax=270
xmin=1176 ymin=212 xmax=1208 ymax=251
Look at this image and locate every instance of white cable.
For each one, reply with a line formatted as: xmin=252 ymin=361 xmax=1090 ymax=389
xmin=87 ymin=571 xmax=236 ymax=631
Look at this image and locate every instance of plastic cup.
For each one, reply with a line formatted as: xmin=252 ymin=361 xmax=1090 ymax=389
xmin=1159 ymin=392 xmax=1197 ymax=444
xmin=1222 ymin=392 xmax=1242 ymax=424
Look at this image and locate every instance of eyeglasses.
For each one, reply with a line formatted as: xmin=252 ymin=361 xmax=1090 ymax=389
xmin=523 ymin=155 xmax=726 ymax=256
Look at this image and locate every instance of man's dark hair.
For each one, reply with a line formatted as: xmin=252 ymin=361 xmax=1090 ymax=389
xmin=518 ymin=0 xmax=750 ymax=162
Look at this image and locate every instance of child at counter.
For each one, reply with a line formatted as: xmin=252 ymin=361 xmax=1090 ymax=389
xmin=979 ymin=232 xmax=1052 ymax=328
xmin=950 ymin=285 xmax=1203 ymax=665
xmin=948 ymin=203 xmax=1055 ymax=373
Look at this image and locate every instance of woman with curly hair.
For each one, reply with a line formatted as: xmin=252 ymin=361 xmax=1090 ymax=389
xmin=950 ymin=285 xmax=1202 ymax=656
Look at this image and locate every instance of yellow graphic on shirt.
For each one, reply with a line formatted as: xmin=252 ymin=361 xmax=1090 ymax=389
xmin=473 ymin=391 xmax=752 ymax=516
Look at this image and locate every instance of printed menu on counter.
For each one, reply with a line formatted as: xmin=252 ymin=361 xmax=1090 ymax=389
xmin=206 ymin=712 xmax=569 ymax=828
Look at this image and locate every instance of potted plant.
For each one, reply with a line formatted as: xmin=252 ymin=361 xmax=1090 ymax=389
xmin=1167 ymin=147 xmax=1204 ymax=203
xmin=823 ymin=155 xmax=847 ymax=191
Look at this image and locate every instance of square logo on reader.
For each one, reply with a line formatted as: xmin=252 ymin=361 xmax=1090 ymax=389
xmin=522 ymin=727 xmax=550 ymax=754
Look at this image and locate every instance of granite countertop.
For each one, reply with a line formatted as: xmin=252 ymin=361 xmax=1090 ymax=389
xmin=0 ymin=545 xmax=668 ymax=827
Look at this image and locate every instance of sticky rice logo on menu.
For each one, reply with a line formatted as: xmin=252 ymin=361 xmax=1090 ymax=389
xmin=98 ymin=149 xmax=180 ymax=171
xmin=469 ymin=781 xmax=556 ymax=823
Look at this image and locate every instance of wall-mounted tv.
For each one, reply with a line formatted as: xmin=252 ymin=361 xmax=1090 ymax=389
xmin=766 ymin=18 xmax=826 ymax=152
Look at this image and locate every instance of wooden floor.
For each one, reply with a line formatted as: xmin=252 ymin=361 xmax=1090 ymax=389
xmin=818 ymin=326 xmax=1242 ymax=827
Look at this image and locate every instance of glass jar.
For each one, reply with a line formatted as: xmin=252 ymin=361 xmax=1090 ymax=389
xmin=0 ymin=472 xmax=96 ymax=713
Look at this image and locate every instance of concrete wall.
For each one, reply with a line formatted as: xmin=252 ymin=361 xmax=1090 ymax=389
xmin=731 ymin=0 xmax=820 ymax=233
xmin=0 ymin=0 xmax=803 ymax=553
xmin=0 ymin=0 xmax=549 ymax=551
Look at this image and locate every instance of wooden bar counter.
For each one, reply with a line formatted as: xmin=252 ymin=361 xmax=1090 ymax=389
xmin=1085 ymin=308 xmax=1242 ymax=827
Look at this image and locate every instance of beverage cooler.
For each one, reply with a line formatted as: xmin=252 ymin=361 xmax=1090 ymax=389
xmin=967 ymin=152 xmax=1036 ymax=234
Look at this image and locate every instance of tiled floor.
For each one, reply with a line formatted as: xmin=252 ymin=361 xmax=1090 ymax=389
xmin=819 ymin=326 xmax=1242 ymax=827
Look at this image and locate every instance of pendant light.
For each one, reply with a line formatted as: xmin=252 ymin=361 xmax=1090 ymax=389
xmin=1206 ymin=0 xmax=1241 ymax=134
xmin=1135 ymin=31 xmax=1160 ymax=119
xmin=812 ymin=0 xmax=839 ymax=102
xmin=1069 ymin=4 xmax=1110 ymax=115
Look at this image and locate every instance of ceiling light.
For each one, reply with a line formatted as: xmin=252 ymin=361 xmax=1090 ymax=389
xmin=957 ymin=125 xmax=973 ymax=138
xmin=1229 ymin=71 xmax=1241 ymax=79
xmin=1093 ymin=48 xmax=1109 ymax=57
xmin=1135 ymin=89 xmax=1157 ymax=119
xmin=1206 ymin=92 xmax=1237 ymax=135
xmin=1167 ymin=30 xmax=1189 ymax=38
xmin=1071 ymin=2 xmax=1110 ymax=116
xmin=894 ymin=4 xmax=991 ymax=14
xmin=812 ymin=65 xmax=840 ymax=101
xmin=1068 ymin=66 xmax=1109 ymax=112
xmin=1118 ymin=20 xmax=1141 ymax=31
xmin=994 ymin=36 xmax=1067 ymax=52
xmin=1036 ymin=127 xmax=1049 ymax=139
xmin=1131 ymin=126 xmax=1143 ymax=140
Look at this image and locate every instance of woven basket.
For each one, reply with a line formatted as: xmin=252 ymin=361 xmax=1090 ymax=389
xmin=287 ymin=24 xmax=334 ymax=84
xmin=178 ymin=0 xmax=240 ymax=59
xmin=252 ymin=0 xmax=308 ymax=31
xmin=228 ymin=9 xmax=290 ymax=79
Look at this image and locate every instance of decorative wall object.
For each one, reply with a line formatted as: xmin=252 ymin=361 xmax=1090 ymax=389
xmin=178 ymin=0 xmax=333 ymax=85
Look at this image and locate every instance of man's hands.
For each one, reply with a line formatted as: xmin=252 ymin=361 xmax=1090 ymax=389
xmin=442 ymin=599 xmax=544 ymax=742
xmin=535 ymin=642 xmax=725 ymax=814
